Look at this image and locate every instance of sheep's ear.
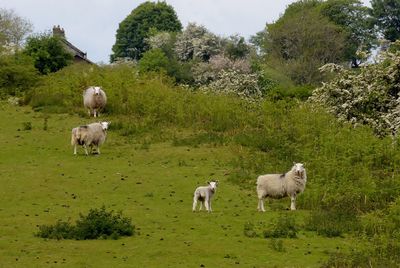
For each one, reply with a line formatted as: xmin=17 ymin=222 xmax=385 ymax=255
xmin=207 ymin=181 xmax=210 ymax=185
xmin=293 ymin=161 xmax=296 ymax=165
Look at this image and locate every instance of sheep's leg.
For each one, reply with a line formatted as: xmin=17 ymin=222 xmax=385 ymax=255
xmin=83 ymin=144 xmax=89 ymax=156
xmin=88 ymin=109 xmax=91 ymax=117
xmin=192 ymin=198 xmax=198 ymax=212
xmin=204 ymin=198 xmax=210 ymax=212
xmin=73 ymin=144 xmax=77 ymax=155
xmin=199 ymin=201 xmax=203 ymax=211
xmin=93 ymin=109 xmax=97 ymax=118
xmin=208 ymin=200 xmax=212 ymax=213
xmin=258 ymin=198 xmax=265 ymax=212
xmin=290 ymin=195 xmax=296 ymax=210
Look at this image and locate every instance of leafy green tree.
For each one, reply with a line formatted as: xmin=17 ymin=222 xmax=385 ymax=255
xmin=264 ymin=7 xmax=346 ymax=84
xmin=224 ymin=34 xmax=251 ymax=60
xmin=24 ymin=33 xmax=73 ymax=74
xmin=319 ymin=0 xmax=375 ymax=67
xmin=0 ymin=8 xmax=32 ymax=51
xmin=371 ymin=0 xmax=400 ymax=41
xmin=0 ymin=52 xmax=38 ymax=95
xmin=111 ymin=1 xmax=182 ymax=62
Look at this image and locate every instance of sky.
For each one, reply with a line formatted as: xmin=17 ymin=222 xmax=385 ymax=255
xmin=0 ymin=0 xmax=371 ymax=63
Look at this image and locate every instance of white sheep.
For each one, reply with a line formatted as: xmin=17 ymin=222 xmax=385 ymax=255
xmin=192 ymin=180 xmax=219 ymax=213
xmin=83 ymin=86 xmax=107 ymax=117
xmin=256 ymin=163 xmax=307 ymax=212
xmin=71 ymin=121 xmax=110 ymax=155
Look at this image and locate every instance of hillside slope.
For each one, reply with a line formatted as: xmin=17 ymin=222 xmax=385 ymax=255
xmin=0 ymin=102 xmax=353 ymax=267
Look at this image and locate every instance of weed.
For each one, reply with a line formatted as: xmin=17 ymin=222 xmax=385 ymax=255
xmin=22 ymin=122 xmax=32 ymax=130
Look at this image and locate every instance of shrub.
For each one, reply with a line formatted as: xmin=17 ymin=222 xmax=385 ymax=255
xmin=36 ymin=206 xmax=134 ymax=240
xmin=243 ymin=222 xmax=258 ymax=238
xmin=138 ymin=48 xmax=169 ymax=74
xmin=263 ymin=214 xmax=298 ymax=239
xmin=0 ymin=52 xmax=38 ymax=96
xmin=311 ymin=47 xmax=400 ymax=137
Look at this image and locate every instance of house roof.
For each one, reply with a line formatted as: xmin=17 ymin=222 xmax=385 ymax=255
xmin=52 ymin=25 xmax=93 ymax=64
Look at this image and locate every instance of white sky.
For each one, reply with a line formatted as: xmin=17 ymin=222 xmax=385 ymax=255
xmin=0 ymin=0 xmax=371 ymax=63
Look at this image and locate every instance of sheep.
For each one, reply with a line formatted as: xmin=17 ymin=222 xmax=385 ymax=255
xmin=256 ymin=163 xmax=307 ymax=212
xmin=192 ymin=180 xmax=219 ymax=213
xmin=83 ymin=86 xmax=107 ymax=117
xmin=71 ymin=121 xmax=110 ymax=155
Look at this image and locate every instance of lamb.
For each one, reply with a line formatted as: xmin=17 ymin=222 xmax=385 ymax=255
xmin=83 ymin=86 xmax=107 ymax=117
xmin=71 ymin=121 xmax=110 ymax=155
xmin=192 ymin=180 xmax=219 ymax=213
xmin=256 ymin=163 xmax=307 ymax=212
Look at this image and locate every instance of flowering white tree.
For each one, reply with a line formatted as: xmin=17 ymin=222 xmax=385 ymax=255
xmin=174 ymin=23 xmax=221 ymax=61
xmin=311 ymin=46 xmax=400 ymax=137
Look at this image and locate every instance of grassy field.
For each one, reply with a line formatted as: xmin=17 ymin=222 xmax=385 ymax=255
xmin=0 ymin=101 xmax=358 ymax=268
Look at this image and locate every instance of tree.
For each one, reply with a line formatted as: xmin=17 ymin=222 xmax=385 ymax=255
xmin=0 ymin=8 xmax=32 ymax=52
xmin=371 ymin=0 xmax=400 ymax=42
xmin=319 ymin=0 xmax=375 ymax=67
xmin=174 ymin=23 xmax=221 ymax=62
xmin=0 ymin=52 xmax=38 ymax=95
xmin=311 ymin=43 xmax=400 ymax=137
xmin=264 ymin=7 xmax=347 ymax=84
xmin=24 ymin=33 xmax=73 ymax=74
xmin=223 ymin=34 xmax=251 ymax=60
xmin=111 ymin=1 xmax=182 ymax=62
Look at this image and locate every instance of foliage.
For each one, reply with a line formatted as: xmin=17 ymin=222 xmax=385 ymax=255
xmin=263 ymin=214 xmax=298 ymax=238
xmin=311 ymin=47 xmax=400 ymax=137
xmin=263 ymin=5 xmax=347 ymax=85
xmin=138 ymin=48 xmax=169 ymax=73
xmin=191 ymin=55 xmax=261 ymax=99
xmin=223 ymin=34 xmax=252 ymax=60
xmin=145 ymin=33 xmax=194 ymax=83
xmin=200 ymin=69 xmax=262 ymax=100
xmin=111 ymin=1 xmax=182 ymax=62
xmin=371 ymin=0 xmax=400 ymax=42
xmin=318 ymin=0 xmax=376 ymax=67
xmin=36 ymin=206 xmax=134 ymax=240
xmin=305 ymin=209 xmax=359 ymax=237
xmin=24 ymin=33 xmax=73 ymax=74
xmin=174 ymin=23 xmax=221 ymax=62
xmin=0 ymin=52 xmax=38 ymax=96
xmin=0 ymin=8 xmax=32 ymax=51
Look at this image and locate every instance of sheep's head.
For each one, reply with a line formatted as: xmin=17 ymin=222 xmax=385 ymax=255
xmin=292 ymin=162 xmax=306 ymax=178
xmin=207 ymin=180 xmax=219 ymax=192
xmin=100 ymin=121 xmax=110 ymax=130
xmin=93 ymin=86 xmax=101 ymax=95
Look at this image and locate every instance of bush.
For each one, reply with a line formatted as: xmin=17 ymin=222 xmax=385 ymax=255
xmin=263 ymin=214 xmax=298 ymax=239
xmin=0 ymin=53 xmax=38 ymax=96
xmin=36 ymin=206 xmax=134 ymax=240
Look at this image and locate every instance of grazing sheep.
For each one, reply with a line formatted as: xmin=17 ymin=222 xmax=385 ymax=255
xmin=71 ymin=121 xmax=110 ymax=155
xmin=83 ymin=86 xmax=107 ymax=117
xmin=257 ymin=163 xmax=307 ymax=212
xmin=192 ymin=180 xmax=219 ymax=213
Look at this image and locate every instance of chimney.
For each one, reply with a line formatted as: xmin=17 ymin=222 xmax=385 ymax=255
xmin=52 ymin=25 xmax=65 ymax=38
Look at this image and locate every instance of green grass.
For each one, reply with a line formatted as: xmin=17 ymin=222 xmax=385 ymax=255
xmin=0 ymin=102 xmax=358 ymax=267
